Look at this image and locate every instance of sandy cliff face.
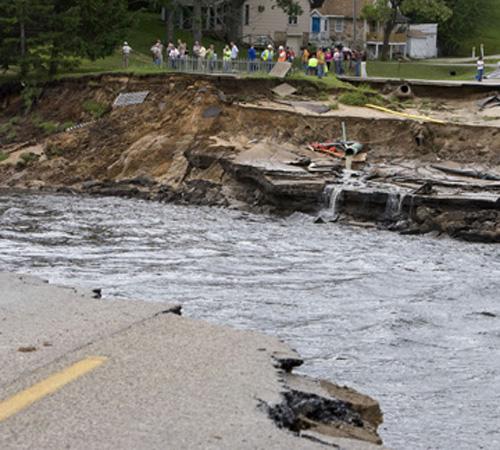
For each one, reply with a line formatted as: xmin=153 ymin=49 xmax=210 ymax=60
xmin=0 ymin=74 xmax=499 ymax=241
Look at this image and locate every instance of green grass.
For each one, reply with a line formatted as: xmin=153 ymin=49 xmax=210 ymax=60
xmin=66 ymin=12 xmax=228 ymax=77
xmin=366 ymin=61 xmax=477 ymax=81
xmin=288 ymin=72 xmax=353 ymax=89
xmin=338 ymin=89 xmax=386 ymax=107
xmin=0 ymin=151 xmax=8 ymax=162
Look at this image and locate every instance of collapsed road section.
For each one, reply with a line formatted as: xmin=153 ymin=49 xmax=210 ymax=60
xmin=0 ymin=273 xmax=385 ymax=449
xmin=0 ymin=73 xmax=498 ymax=242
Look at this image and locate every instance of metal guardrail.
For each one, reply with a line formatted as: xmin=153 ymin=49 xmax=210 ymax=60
xmin=164 ymin=57 xmax=276 ymax=74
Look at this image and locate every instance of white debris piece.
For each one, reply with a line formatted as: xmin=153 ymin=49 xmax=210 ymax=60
xmin=113 ymin=91 xmax=150 ymax=107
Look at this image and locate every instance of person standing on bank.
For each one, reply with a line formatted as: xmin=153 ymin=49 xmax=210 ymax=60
xmin=248 ymin=45 xmax=257 ymax=71
xmin=316 ymin=47 xmax=326 ymax=79
xmin=122 ymin=42 xmax=132 ymax=68
xmin=476 ymin=56 xmax=485 ymax=82
xmin=223 ymin=45 xmax=232 ymax=72
xmin=301 ymin=47 xmax=310 ymax=74
xmin=361 ymin=50 xmax=368 ymax=78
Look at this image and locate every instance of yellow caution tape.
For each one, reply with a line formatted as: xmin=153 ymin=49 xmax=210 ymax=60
xmin=365 ymin=104 xmax=446 ymax=124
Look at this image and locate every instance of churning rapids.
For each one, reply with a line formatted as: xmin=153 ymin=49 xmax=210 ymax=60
xmin=0 ymin=192 xmax=499 ymax=450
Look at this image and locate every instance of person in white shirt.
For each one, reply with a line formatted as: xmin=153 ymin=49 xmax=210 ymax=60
xmin=199 ymin=45 xmax=207 ymax=70
xmin=122 ymin=42 xmax=132 ymax=68
xmin=476 ymin=57 xmax=485 ymax=82
xmin=230 ymin=42 xmax=239 ymax=60
xmin=169 ymin=46 xmax=179 ymax=69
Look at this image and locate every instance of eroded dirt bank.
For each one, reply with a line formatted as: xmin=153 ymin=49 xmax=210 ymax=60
xmin=0 ymin=73 xmax=499 ymax=242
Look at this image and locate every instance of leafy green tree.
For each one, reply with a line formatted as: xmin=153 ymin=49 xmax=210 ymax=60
xmin=0 ymin=0 xmax=129 ymax=79
xmin=437 ymin=0 xmax=488 ymax=55
xmin=0 ymin=0 xmax=56 ymax=76
xmin=362 ymin=0 xmax=451 ymax=60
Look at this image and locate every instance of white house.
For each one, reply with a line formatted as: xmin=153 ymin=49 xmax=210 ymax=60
xmin=407 ymin=24 xmax=438 ymax=59
xmin=241 ymin=0 xmax=311 ymax=52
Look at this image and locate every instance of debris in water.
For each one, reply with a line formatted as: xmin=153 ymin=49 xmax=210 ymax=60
xmin=478 ymin=311 xmax=497 ymax=318
xmin=18 ymin=346 xmax=37 ymax=353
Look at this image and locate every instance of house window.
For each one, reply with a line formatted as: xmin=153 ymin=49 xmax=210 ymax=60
xmin=244 ymin=4 xmax=250 ymax=26
xmin=288 ymin=15 xmax=298 ymax=25
xmin=335 ymin=18 xmax=344 ymax=33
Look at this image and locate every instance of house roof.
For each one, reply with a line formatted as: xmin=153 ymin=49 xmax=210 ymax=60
xmin=315 ymin=0 xmax=372 ymax=18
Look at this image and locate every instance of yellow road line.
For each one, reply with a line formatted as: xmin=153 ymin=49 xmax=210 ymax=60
xmin=0 ymin=356 xmax=107 ymax=422
xmin=365 ymin=103 xmax=447 ymax=124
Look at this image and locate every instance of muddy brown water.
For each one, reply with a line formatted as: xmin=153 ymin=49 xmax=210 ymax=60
xmin=1 ymin=192 xmax=499 ymax=450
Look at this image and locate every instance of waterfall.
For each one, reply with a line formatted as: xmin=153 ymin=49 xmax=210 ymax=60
xmin=327 ymin=184 xmax=344 ymax=218
xmin=384 ymin=190 xmax=408 ymax=220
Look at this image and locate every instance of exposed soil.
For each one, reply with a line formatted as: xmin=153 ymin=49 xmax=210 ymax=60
xmin=0 ymin=73 xmax=498 ymax=242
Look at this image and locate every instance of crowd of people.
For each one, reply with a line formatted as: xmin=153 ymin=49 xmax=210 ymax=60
xmin=122 ymin=39 xmax=367 ymax=78
xmin=301 ymin=46 xmax=367 ymax=79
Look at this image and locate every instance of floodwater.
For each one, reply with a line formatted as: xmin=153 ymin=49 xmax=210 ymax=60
xmin=0 ymin=192 xmax=499 ymax=450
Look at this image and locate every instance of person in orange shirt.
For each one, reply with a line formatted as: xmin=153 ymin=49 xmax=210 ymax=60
xmin=301 ymin=47 xmax=310 ymax=74
xmin=316 ymin=48 xmax=326 ymax=79
xmin=277 ymin=46 xmax=287 ymax=62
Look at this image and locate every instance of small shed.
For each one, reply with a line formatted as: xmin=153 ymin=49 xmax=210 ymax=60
xmin=407 ymin=24 xmax=438 ymax=59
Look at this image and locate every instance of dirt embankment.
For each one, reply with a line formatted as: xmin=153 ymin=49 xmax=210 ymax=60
xmin=0 ymin=73 xmax=499 ymax=242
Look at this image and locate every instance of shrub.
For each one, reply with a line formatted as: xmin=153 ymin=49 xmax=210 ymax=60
xmin=21 ymin=85 xmax=43 ymax=113
xmin=45 ymin=143 xmax=64 ymax=159
xmin=6 ymin=131 xmax=17 ymax=142
xmin=20 ymin=152 xmax=40 ymax=164
xmin=61 ymin=121 xmax=75 ymax=131
xmin=83 ymin=100 xmax=108 ymax=119
xmin=338 ymin=91 xmax=371 ymax=106
xmin=0 ymin=119 xmax=18 ymax=143
xmin=36 ymin=121 xmax=59 ymax=135
xmin=16 ymin=152 xmax=39 ymax=171
xmin=339 ymin=87 xmax=386 ymax=107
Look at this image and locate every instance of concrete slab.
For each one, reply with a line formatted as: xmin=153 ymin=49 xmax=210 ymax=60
xmin=272 ymin=83 xmax=297 ymax=97
xmin=269 ymin=62 xmax=293 ymax=79
xmin=113 ymin=91 xmax=149 ymax=107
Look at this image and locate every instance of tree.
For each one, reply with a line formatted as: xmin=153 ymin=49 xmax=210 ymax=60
xmin=435 ymin=0 xmax=488 ymax=55
xmin=0 ymin=0 xmax=56 ymax=76
xmin=0 ymin=0 xmax=130 ymax=79
xmin=362 ymin=0 xmax=451 ymax=60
